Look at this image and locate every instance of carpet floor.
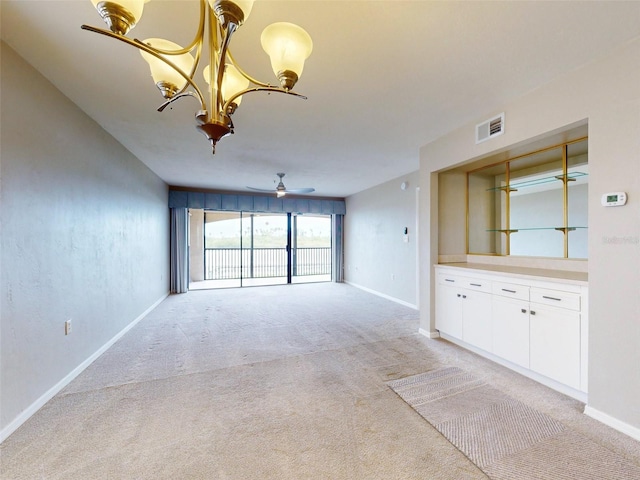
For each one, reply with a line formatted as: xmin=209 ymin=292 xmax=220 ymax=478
xmin=388 ymin=367 xmax=640 ymax=479
xmin=1 ymin=283 xmax=639 ymax=479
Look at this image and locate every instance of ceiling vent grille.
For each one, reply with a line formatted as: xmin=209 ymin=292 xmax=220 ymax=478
xmin=476 ymin=113 xmax=505 ymax=144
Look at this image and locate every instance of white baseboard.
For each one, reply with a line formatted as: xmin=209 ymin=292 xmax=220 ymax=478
xmin=419 ymin=328 xmax=440 ymax=339
xmin=584 ymin=406 xmax=640 ymax=442
xmin=0 ymin=292 xmax=169 ymax=444
xmin=345 ymin=281 xmax=418 ymax=309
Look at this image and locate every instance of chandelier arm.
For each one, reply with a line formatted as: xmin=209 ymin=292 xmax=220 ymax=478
xmin=81 ymin=25 xmax=208 ymax=111
xmin=157 ymin=91 xmax=201 ymax=112
xmin=188 ymin=36 xmax=203 ymax=90
xmin=209 ymin=11 xmax=223 ymax=118
xmin=226 ymin=50 xmax=272 ymax=88
xmin=133 ymin=0 xmax=207 ymax=56
xmin=214 ymin=22 xmax=237 ymax=116
xmin=223 ymin=86 xmax=307 ymax=114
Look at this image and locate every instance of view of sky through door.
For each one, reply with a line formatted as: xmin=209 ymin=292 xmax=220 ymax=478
xmin=190 ymin=210 xmax=331 ymax=289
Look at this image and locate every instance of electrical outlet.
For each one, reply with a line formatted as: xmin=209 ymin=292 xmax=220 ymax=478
xmin=65 ymin=319 xmax=72 ymax=335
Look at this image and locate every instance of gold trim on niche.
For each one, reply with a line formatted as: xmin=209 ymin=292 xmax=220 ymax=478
xmin=466 ymin=136 xmax=588 ymax=258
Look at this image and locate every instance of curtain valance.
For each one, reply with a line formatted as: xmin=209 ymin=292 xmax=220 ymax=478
xmin=169 ymin=189 xmax=346 ymax=215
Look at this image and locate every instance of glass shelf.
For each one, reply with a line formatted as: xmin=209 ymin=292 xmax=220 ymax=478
xmin=486 ymin=171 xmax=588 ymax=192
xmin=487 ymin=226 xmax=588 ymax=233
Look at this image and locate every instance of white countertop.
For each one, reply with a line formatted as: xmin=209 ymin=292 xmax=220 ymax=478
xmin=435 ymin=262 xmax=588 ymax=286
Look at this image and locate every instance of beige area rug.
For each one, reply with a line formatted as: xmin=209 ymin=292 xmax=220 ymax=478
xmin=388 ymin=367 xmax=640 ymax=480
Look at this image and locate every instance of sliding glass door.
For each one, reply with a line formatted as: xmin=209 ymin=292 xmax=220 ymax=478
xmin=192 ymin=210 xmax=331 ymax=289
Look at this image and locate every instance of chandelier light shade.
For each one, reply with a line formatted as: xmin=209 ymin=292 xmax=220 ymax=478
xmin=82 ymin=0 xmax=313 ymax=154
xmin=90 ymin=0 xmax=145 ymax=35
xmin=140 ymin=39 xmax=195 ymax=99
xmin=208 ymin=0 xmax=254 ymax=26
xmin=261 ymin=22 xmax=313 ymax=90
xmin=203 ymin=63 xmax=249 ymax=107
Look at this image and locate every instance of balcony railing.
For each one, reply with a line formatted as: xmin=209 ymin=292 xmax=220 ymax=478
xmin=205 ymin=247 xmax=331 ymax=280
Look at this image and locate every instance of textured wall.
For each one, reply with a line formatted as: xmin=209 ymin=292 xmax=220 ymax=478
xmin=344 ymin=172 xmax=420 ymax=308
xmin=0 ymin=44 xmax=170 ymax=436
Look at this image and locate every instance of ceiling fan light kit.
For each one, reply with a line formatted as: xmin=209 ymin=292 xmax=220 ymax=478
xmin=83 ymin=0 xmax=313 ymax=154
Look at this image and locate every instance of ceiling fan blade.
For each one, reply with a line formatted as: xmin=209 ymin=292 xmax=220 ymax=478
xmin=286 ymin=187 xmax=315 ymax=194
xmin=246 ymin=186 xmax=277 ymax=193
xmin=247 ymin=172 xmax=315 ymax=195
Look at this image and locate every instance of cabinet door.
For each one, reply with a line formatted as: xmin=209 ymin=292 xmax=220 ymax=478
xmin=462 ymin=290 xmax=492 ymax=352
xmin=492 ymin=296 xmax=530 ymax=368
xmin=436 ymin=284 xmax=463 ymax=339
xmin=530 ymin=305 xmax=581 ymax=390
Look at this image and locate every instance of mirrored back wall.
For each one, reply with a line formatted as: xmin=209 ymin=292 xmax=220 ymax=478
xmin=466 ymin=137 xmax=588 ymax=259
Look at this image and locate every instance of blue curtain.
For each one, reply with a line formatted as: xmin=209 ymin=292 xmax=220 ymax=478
xmin=332 ymin=214 xmax=344 ymax=283
xmin=170 ymin=208 xmax=189 ymax=293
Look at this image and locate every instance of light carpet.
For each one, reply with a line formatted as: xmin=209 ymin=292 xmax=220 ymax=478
xmin=388 ymin=367 xmax=640 ymax=480
xmin=2 ymin=283 xmax=639 ymax=479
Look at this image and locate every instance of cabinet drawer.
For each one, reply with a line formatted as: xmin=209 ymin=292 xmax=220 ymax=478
xmin=438 ymin=273 xmax=464 ymax=286
xmin=459 ymin=277 xmax=492 ymax=293
xmin=530 ymin=288 xmax=581 ymax=311
xmin=492 ymin=281 xmax=529 ymax=301
xmin=438 ymin=273 xmax=492 ymax=293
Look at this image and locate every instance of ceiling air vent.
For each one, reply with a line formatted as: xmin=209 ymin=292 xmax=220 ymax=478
xmin=476 ymin=113 xmax=505 ymax=144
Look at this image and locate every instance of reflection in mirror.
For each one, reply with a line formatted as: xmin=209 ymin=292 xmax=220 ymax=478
xmin=567 ymin=139 xmax=588 ymax=258
xmin=466 ymin=138 xmax=588 ymax=259
xmin=468 ymin=163 xmax=506 ymax=255
xmin=509 ymin=147 xmax=564 ymax=257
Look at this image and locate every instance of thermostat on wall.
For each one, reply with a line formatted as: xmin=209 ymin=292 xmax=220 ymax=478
xmin=601 ymin=192 xmax=627 ymax=206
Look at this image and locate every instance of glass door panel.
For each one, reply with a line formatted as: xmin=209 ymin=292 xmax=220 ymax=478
xmin=242 ymin=214 xmax=288 ymax=286
xmin=292 ymin=214 xmax=332 ymax=284
xmin=202 ymin=211 xmax=242 ymax=288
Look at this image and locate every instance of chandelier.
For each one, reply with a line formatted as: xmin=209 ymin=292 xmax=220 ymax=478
xmin=82 ymin=0 xmax=313 ymax=154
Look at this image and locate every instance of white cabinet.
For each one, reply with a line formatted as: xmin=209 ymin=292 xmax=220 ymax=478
xmin=462 ymin=290 xmax=492 ymax=352
xmin=492 ymin=281 xmax=531 ymax=368
xmin=529 ymin=288 xmax=582 ymax=390
xmin=434 ymin=265 xmax=588 ymax=398
xmin=435 ymin=282 xmax=463 ymax=338
xmin=492 ymin=296 xmax=530 ymax=368
xmin=435 ymin=273 xmax=492 ymax=351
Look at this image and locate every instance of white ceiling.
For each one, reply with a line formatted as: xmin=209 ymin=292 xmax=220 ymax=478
xmin=2 ymin=1 xmax=640 ymax=198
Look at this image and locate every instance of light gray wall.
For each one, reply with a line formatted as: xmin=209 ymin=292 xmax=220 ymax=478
xmin=344 ymin=172 xmax=419 ymax=307
xmin=419 ymin=38 xmax=640 ymax=432
xmin=0 ymin=44 xmax=170 ymax=436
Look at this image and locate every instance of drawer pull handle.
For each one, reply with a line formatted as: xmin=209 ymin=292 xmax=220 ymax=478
xmin=457 ymin=294 xmax=461 ymax=297
xmin=502 ymin=288 xmax=517 ymax=293
xmin=530 ymin=310 xmax=536 ymax=315
xmin=542 ymin=295 xmax=562 ymax=301
xmin=462 ymin=295 xmax=467 ymax=299
xmin=521 ymin=308 xmax=527 ymax=313
xmin=445 ymin=279 xmax=455 ymax=283
xmin=470 ymin=283 xmax=482 ymax=287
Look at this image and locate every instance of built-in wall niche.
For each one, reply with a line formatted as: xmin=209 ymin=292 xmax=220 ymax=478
xmin=467 ymin=138 xmax=588 ymax=259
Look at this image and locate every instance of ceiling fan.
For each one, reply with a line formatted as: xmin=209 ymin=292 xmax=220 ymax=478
xmin=247 ymin=173 xmax=315 ymax=197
